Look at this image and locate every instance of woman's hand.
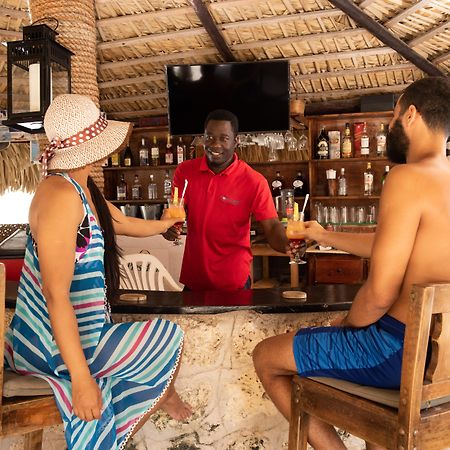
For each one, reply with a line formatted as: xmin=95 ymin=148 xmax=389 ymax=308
xmin=72 ymin=374 xmax=103 ymax=422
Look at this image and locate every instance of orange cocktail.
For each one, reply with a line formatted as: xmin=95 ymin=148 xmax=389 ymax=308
xmin=167 ymin=197 xmax=186 ymax=245
xmin=286 ymin=212 xmax=306 ymax=264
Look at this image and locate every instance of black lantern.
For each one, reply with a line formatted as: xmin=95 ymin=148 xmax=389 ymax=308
xmin=2 ymin=23 xmax=73 ymax=134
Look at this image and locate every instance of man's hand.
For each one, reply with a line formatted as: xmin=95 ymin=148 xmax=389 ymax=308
xmin=72 ymin=374 xmax=103 ymax=422
xmin=302 ymin=220 xmax=327 ymax=245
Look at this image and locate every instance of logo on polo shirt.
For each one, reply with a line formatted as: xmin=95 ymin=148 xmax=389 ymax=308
xmin=220 ymin=195 xmax=240 ymax=205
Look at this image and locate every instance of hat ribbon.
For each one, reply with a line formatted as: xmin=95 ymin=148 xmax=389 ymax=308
xmin=39 ymin=113 xmax=108 ymax=177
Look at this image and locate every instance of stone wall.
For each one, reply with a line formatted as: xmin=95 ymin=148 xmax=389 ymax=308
xmin=1 ymin=310 xmax=365 ymax=450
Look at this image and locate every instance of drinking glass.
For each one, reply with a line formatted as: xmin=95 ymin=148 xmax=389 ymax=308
xmin=286 ymin=212 xmax=307 ymax=264
xmin=167 ymin=198 xmax=186 ymax=246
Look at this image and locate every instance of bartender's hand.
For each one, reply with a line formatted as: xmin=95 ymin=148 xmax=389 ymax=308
xmin=302 ymin=221 xmax=327 ymax=246
xmin=161 ymin=209 xmax=181 ymax=241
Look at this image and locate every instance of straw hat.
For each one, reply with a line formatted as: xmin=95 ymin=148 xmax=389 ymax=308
xmin=43 ymin=94 xmax=131 ymax=171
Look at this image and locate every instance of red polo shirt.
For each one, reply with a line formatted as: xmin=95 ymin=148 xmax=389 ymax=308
xmin=173 ymin=154 xmax=277 ymax=291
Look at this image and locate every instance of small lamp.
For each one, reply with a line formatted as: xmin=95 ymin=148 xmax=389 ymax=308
xmin=2 ymin=22 xmax=73 ymax=134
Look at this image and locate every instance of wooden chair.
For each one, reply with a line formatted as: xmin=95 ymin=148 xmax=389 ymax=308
xmin=119 ymin=253 xmax=182 ymax=291
xmin=0 ymin=263 xmax=61 ymax=449
xmin=289 ymin=282 xmax=450 ymax=450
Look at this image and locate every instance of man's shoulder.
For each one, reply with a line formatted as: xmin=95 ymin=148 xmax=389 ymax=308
xmin=176 ymin=158 xmax=202 ymax=173
xmin=236 ymin=160 xmax=268 ymax=183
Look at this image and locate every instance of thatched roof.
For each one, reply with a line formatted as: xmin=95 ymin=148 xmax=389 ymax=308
xmin=0 ymin=0 xmax=449 ymax=121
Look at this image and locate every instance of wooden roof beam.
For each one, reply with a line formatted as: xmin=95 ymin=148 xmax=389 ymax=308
xmin=408 ymin=21 xmax=450 ymax=47
xmin=385 ymin=0 xmax=434 ymax=28
xmin=107 ymin=108 xmax=167 ymax=119
xmin=0 ymin=6 xmax=29 ymax=20
xmin=327 ymin=0 xmax=444 ymax=76
xmin=101 ymin=92 xmax=166 ymax=106
xmin=99 ymin=73 xmax=165 ymax=89
xmin=189 ymin=0 xmax=235 ymax=62
xmin=0 ymin=30 xmax=22 ymax=40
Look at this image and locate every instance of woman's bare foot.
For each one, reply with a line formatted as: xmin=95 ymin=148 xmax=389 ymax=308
xmin=159 ymin=388 xmax=193 ymax=421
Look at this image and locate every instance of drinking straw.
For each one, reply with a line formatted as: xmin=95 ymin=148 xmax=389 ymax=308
xmin=301 ymin=193 xmax=310 ymax=214
xmin=181 ymin=179 xmax=188 ymax=202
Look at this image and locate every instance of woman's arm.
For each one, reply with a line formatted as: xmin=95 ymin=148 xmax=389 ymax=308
xmin=33 ymin=178 xmax=102 ymax=421
xmin=107 ymin=201 xmax=180 ymax=237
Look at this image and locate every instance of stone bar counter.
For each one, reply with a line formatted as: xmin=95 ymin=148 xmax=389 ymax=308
xmin=3 ymin=283 xmax=365 ymax=450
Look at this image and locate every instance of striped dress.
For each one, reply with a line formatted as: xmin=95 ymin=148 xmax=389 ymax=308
xmin=4 ymin=173 xmax=184 ymax=450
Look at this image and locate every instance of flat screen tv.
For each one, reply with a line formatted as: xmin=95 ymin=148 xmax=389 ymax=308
xmin=166 ymin=60 xmax=290 ymax=136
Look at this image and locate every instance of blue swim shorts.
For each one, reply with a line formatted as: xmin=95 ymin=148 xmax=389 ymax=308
xmin=292 ymin=315 xmax=405 ymax=389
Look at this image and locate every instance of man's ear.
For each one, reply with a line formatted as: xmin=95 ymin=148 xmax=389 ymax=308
xmin=405 ymin=104 xmax=419 ymax=127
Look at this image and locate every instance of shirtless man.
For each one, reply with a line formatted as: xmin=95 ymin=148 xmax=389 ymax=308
xmin=252 ymin=76 xmax=450 ymax=450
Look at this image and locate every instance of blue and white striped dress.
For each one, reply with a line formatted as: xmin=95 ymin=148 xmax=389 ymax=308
xmin=5 ymin=173 xmax=184 ymax=449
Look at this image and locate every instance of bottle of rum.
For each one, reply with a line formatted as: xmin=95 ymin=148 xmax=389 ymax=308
xmin=381 ymin=165 xmax=390 ymax=186
xmin=341 ymin=123 xmax=353 ymax=158
xmin=150 ymin=136 xmax=159 ymax=166
xmin=338 ymin=167 xmax=347 ymax=196
xmin=123 ymin=145 xmax=133 ymax=167
xmin=360 ymin=122 xmax=370 ymax=157
xmin=293 ymin=171 xmax=306 ymax=197
xmin=376 ymin=123 xmax=387 ymax=157
xmin=176 ymin=137 xmax=185 ymax=164
xmin=271 ymin=171 xmax=284 ymax=197
xmin=110 ymin=151 xmax=120 ymax=167
xmin=139 ymin=138 xmax=149 ymax=166
xmin=147 ymin=174 xmax=158 ymax=199
xmin=131 ymin=174 xmax=142 ymax=200
xmin=163 ymin=170 xmax=172 ymax=199
xmin=165 ymin=134 xmax=174 ymax=165
xmin=316 ymin=126 xmax=329 ymax=159
xmin=364 ymin=162 xmax=374 ymax=196
xmin=117 ymin=174 xmax=127 ymax=200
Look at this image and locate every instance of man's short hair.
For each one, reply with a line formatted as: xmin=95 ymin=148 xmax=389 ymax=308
xmin=204 ymin=109 xmax=239 ymax=135
xmin=398 ymin=76 xmax=450 ymax=136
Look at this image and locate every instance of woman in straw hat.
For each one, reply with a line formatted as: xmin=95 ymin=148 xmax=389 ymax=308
xmin=5 ymin=94 xmax=192 ymax=449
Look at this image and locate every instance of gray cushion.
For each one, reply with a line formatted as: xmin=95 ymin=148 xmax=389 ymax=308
xmin=309 ymin=377 xmax=450 ymax=410
xmin=3 ymin=370 xmax=54 ymax=397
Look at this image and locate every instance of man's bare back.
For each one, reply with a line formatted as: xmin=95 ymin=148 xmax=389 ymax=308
xmin=388 ymin=159 xmax=450 ymax=322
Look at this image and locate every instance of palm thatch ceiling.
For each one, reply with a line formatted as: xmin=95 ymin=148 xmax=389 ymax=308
xmin=0 ymin=0 xmax=449 ymax=121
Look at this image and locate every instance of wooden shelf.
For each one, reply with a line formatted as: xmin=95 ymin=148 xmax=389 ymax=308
xmin=104 ymin=165 xmax=178 ymax=171
xmin=312 ymin=196 xmax=381 ymax=200
xmin=249 ymin=160 xmax=309 ymax=166
xmin=311 ymin=157 xmax=389 ymax=163
xmin=109 ymin=199 xmax=168 ymax=204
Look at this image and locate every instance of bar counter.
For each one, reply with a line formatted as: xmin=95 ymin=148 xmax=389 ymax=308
xmin=4 ymin=281 xmax=362 ymax=450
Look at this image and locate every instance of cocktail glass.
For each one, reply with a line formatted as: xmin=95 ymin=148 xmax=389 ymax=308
xmin=167 ymin=198 xmax=186 ymax=246
xmin=286 ymin=212 xmax=307 ymax=264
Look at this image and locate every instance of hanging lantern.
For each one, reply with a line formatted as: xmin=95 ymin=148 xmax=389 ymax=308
xmin=2 ymin=23 xmax=73 ymax=134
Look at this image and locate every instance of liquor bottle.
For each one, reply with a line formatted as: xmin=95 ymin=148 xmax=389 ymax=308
xmin=381 ymin=165 xmax=390 ymax=186
xmin=285 ymin=190 xmax=295 ymax=219
xmin=341 ymin=123 xmax=353 ymax=158
xmin=316 ymin=126 xmax=329 ymax=159
xmin=271 ymin=171 xmax=284 ymax=197
xmin=117 ymin=174 xmax=127 ymax=200
xmin=110 ymin=151 xmax=120 ymax=167
xmin=364 ymin=162 xmax=374 ymax=196
xmin=150 ymin=136 xmax=159 ymax=167
xmin=131 ymin=174 xmax=142 ymax=200
xmin=360 ymin=122 xmax=370 ymax=157
xmin=165 ymin=134 xmax=174 ymax=165
xmin=293 ymin=171 xmax=306 ymax=197
xmin=138 ymin=138 xmax=149 ymax=166
xmin=123 ymin=145 xmax=133 ymax=167
xmin=376 ymin=123 xmax=387 ymax=157
xmin=147 ymin=174 xmax=158 ymax=199
xmin=163 ymin=170 xmax=172 ymax=199
xmin=176 ymin=137 xmax=185 ymax=164
xmin=338 ymin=167 xmax=347 ymax=196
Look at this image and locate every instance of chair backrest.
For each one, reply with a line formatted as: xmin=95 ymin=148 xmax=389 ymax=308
xmin=119 ymin=253 xmax=182 ymax=291
xmin=399 ymin=283 xmax=450 ymax=432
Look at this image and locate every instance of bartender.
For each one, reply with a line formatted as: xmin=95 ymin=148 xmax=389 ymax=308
xmin=163 ymin=109 xmax=288 ymax=291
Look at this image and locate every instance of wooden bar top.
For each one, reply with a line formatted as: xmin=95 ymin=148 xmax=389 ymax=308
xmin=6 ymin=281 xmax=359 ymax=315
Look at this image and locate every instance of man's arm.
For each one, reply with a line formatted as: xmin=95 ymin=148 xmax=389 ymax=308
xmin=341 ymin=165 xmax=422 ymax=327
xmin=302 ymin=221 xmax=375 ymax=258
xmin=260 ymin=218 xmax=289 ymax=253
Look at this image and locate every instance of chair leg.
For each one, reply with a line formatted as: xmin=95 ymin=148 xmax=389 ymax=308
xmin=23 ymin=429 xmax=44 ymax=450
xmin=289 ymin=381 xmax=308 ymax=450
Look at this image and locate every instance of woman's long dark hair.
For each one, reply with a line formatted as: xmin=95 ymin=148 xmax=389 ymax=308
xmin=87 ymin=176 xmax=122 ymax=303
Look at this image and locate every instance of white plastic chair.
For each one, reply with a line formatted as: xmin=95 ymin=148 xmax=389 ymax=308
xmin=119 ymin=253 xmax=182 ymax=291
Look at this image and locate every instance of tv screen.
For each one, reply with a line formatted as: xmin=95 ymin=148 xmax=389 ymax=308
xmin=166 ymin=60 xmax=290 ymax=136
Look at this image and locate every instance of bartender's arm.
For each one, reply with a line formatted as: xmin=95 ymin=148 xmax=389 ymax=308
xmin=302 ymin=220 xmax=375 ymax=258
xmin=260 ymin=218 xmax=289 ymax=253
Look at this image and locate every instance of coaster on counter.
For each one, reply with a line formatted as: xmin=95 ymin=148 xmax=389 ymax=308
xmin=119 ymin=293 xmax=147 ymax=302
xmin=282 ymin=291 xmax=307 ymax=302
